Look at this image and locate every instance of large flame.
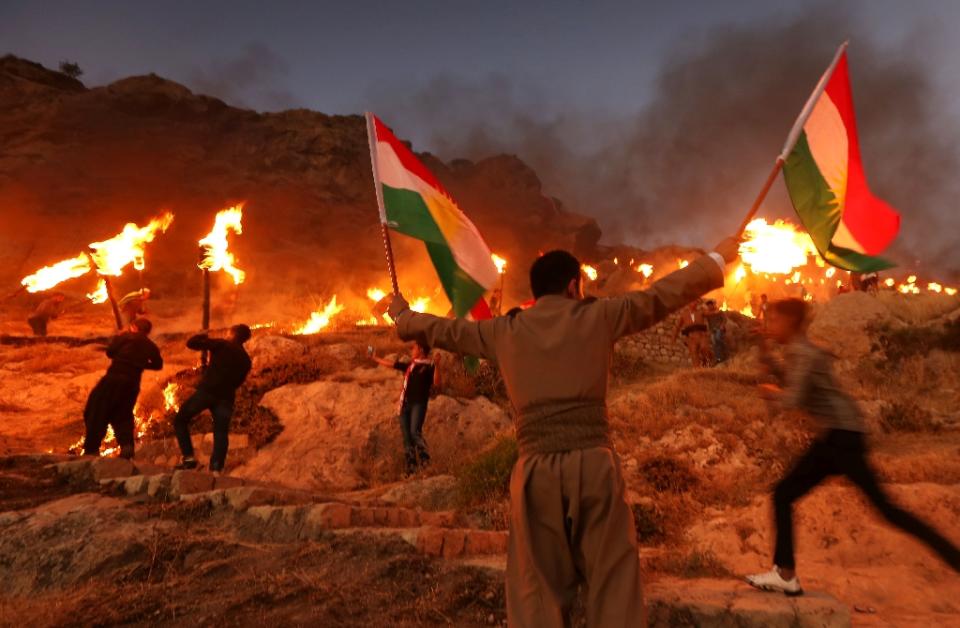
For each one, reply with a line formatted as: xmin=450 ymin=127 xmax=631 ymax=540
xmin=740 ymin=218 xmax=818 ymax=275
xmin=492 ymin=253 xmax=507 ymax=275
xmin=294 ymin=295 xmax=345 ymax=334
xmin=89 ymin=212 xmax=174 ymax=276
xmin=21 ymin=213 xmax=174 ymax=293
xmin=21 ymin=254 xmax=92 ymax=293
xmin=87 ymin=279 xmax=109 ymax=304
xmin=199 ymin=205 xmax=245 ymax=284
xmin=581 ymin=264 xmax=598 ymax=281
xmin=637 ymin=263 xmax=654 ymax=278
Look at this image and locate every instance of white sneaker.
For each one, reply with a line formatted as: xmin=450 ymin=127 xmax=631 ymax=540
xmin=746 ymin=566 xmax=803 ymax=596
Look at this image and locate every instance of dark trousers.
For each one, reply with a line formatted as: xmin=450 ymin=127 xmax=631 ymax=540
xmin=399 ymin=401 xmax=430 ymax=471
xmin=174 ymin=390 xmax=234 ymax=471
xmin=28 ymin=315 xmax=48 ymax=337
xmin=83 ymin=376 xmax=139 ymax=458
xmin=710 ymin=328 xmax=727 ymax=363
xmin=774 ymin=429 xmax=960 ymax=571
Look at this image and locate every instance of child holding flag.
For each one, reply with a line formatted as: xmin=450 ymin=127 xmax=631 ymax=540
xmin=747 ymin=298 xmax=960 ymax=595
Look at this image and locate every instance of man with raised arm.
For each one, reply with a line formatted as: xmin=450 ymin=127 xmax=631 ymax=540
xmin=173 ymin=324 xmax=252 ymax=473
xmin=83 ymin=318 xmax=163 ymax=458
xmin=386 ymin=238 xmax=739 ymax=628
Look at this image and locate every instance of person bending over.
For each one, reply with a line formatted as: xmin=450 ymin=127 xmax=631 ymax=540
xmin=746 ymin=298 xmax=960 ymax=596
xmin=83 ymin=318 xmax=163 ymax=458
xmin=386 ymin=238 xmax=739 ymax=627
xmin=174 ymin=324 xmax=252 ymax=473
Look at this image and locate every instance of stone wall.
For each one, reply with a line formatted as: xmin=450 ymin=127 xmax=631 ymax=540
xmin=616 ymin=311 xmax=752 ymax=366
xmin=617 ymin=312 xmax=691 ymax=365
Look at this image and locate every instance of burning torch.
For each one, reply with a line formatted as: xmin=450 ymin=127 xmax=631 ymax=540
xmin=491 ymin=253 xmax=507 ymax=315
xmin=198 ymin=205 xmax=245 ymax=368
xmin=85 ymin=249 xmax=124 ymax=330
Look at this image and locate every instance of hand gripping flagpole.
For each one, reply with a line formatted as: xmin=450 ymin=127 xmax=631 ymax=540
xmin=365 ymin=112 xmax=401 ymax=296
xmin=735 ymin=41 xmax=848 ymax=238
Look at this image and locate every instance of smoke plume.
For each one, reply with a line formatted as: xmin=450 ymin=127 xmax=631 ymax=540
xmin=369 ymin=9 xmax=960 ymax=276
xmin=187 ymin=41 xmax=297 ymax=111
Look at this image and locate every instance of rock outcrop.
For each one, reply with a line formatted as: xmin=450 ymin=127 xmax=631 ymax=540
xmin=0 ymin=55 xmax=601 ymax=308
xmin=235 ymin=367 xmax=511 ymax=490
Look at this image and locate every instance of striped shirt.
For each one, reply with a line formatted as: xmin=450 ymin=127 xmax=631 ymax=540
xmin=764 ymin=336 xmax=865 ymax=433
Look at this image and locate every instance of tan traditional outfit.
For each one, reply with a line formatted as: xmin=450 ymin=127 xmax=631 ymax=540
xmin=394 ymin=255 xmax=725 ymax=627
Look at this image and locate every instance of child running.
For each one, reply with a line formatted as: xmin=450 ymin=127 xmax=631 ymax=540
xmin=747 ymin=298 xmax=960 ymax=595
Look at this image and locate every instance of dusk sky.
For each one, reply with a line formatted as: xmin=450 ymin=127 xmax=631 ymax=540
xmin=4 ymin=1 xmax=959 ymax=139
xmin=3 ymin=0 xmax=959 ymax=265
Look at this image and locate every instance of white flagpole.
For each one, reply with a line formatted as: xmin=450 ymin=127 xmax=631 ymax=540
xmin=779 ymin=41 xmax=849 ymax=160
xmin=365 ymin=112 xmax=400 ymax=295
xmin=736 ymin=41 xmax=848 ymax=236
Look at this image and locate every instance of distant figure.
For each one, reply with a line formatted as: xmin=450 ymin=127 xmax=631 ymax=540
xmin=27 ymin=292 xmax=66 ymax=336
xmin=386 ymin=237 xmax=739 ymax=626
xmin=746 ymin=299 xmax=960 ymax=595
xmin=118 ymin=288 xmax=150 ymax=326
xmin=673 ymin=301 xmax=712 ymax=367
xmin=757 ymin=293 xmax=769 ymax=329
xmin=704 ymin=299 xmax=728 ymax=364
xmin=82 ymin=318 xmax=163 ymax=458
xmin=372 ymin=341 xmax=441 ymax=474
xmin=860 ymin=272 xmax=879 ymax=294
xmin=173 ymin=324 xmax=252 ymax=473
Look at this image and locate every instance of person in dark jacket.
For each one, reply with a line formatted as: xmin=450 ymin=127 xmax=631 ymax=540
xmin=173 ymin=324 xmax=252 ymax=472
xmin=83 ymin=318 xmax=163 ymax=458
xmin=372 ymin=341 xmax=440 ymax=473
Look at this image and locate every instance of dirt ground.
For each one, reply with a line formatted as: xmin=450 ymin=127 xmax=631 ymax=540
xmin=1 ymin=293 xmax=960 ymax=626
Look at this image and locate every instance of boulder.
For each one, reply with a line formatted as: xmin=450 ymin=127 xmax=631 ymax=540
xmin=320 ymin=343 xmax=359 ymax=363
xmin=808 ymin=292 xmax=893 ymax=360
xmin=233 ymin=372 xmax=511 ymax=490
xmin=246 ymin=334 xmax=307 ymax=369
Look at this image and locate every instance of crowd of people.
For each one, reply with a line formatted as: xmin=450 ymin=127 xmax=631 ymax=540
xmin=35 ymin=239 xmax=957 ymax=626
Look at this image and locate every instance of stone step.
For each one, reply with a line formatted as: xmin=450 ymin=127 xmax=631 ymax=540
xmin=646 ymin=577 xmax=850 ymax=628
xmin=329 ymin=526 xmax=508 ymax=559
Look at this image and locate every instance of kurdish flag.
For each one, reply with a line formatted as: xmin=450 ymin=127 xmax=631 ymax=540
xmin=366 ymin=113 xmax=498 ymax=318
xmin=780 ymin=43 xmax=900 ymax=271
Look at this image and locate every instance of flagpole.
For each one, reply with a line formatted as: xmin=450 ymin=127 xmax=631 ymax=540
xmin=736 ymin=158 xmax=784 ymax=237
xmin=365 ymin=112 xmax=401 ymax=296
xmin=735 ymin=41 xmax=849 ymax=237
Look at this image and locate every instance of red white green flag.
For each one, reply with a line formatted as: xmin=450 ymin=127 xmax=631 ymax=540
xmin=366 ymin=113 xmax=497 ymax=318
xmin=780 ymin=43 xmax=900 ymax=271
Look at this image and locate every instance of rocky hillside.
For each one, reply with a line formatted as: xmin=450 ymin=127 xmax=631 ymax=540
xmin=0 ymin=55 xmax=601 ymax=303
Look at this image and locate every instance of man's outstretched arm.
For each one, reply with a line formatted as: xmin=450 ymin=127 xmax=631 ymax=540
xmin=603 ymin=237 xmax=738 ymax=340
xmin=390 ymin=296 xmax=499 ymax=361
